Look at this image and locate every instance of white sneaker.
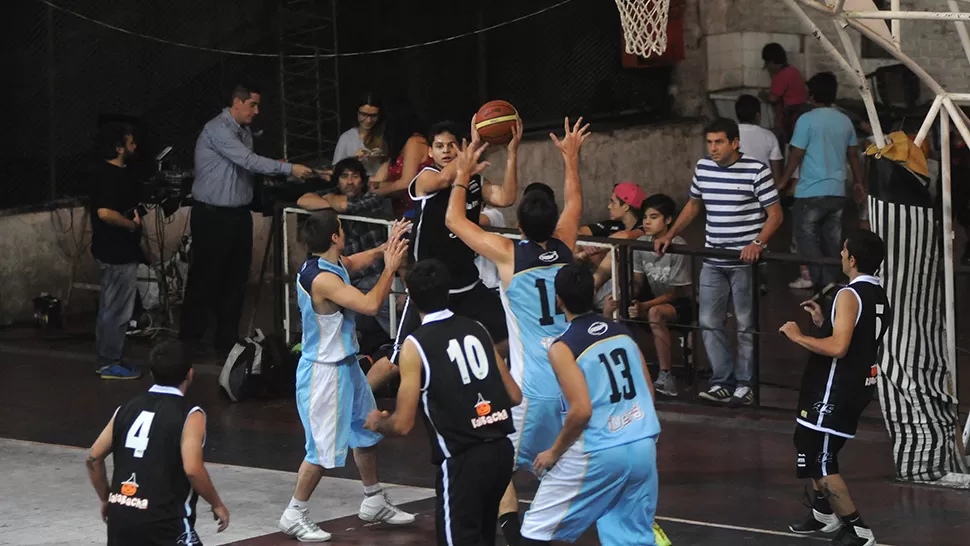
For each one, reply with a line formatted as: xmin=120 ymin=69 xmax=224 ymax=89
xmin=789 ymin=277 xmax=813 ymax=290
xmin=279 ymin=507 xmax=332 ymax=542
xmin=358 ymin=492 xmax=416 ymax=525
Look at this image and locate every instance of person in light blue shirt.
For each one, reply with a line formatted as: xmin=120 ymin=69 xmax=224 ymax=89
xmin=779 ymin=72 xmax=865 ymax=290
xmin=520 ymin=263 xmax=661 ymax=546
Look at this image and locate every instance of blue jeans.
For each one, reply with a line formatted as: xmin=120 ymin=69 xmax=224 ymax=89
xmin=96 ymin=262 xmax=138 ymax=369
xmin=698 ymin=264 xmax=755 ymax=389
xmin=793 ymin=197 xmax=844 ymax=289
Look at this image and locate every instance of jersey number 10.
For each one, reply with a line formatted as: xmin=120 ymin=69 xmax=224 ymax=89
xmin=447 ymin=336 xmax=490 ymax=385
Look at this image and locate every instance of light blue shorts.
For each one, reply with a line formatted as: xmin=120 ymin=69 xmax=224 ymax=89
xmin=509 ymin=395 xmax=564 ymax=473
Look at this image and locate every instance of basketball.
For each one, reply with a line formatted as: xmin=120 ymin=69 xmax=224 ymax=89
xmin=474 ymin=100 xmax=519 ymax=145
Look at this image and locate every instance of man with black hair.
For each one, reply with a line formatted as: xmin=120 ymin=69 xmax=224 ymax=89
xmin=89 ymin=123 xmax=144 ymax=379
xmin=759 ymin=42 xmax=808 ymax=142
xmin=519 ymin=263 xmax=661 ymax=546
xmin=181 ymin=83 xmax=316 ymax=356
xmin=444 ymin=117 xmax=589 ymax=545
xmin=364 ymin=259 xmax=522 ymax=546
xmin=85 ymin=340 xmax=230 ymax=545
xmin=779 ymin=72 xmax=866 ymax=292
xmin=780 ymin=230 xmax=891 ymax=546
xmin=736 ymin=93 xmax=784 ymax=184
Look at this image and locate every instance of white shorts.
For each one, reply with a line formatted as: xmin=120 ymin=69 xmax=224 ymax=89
xmin=295 ymin=354 xmax=382 ymax=469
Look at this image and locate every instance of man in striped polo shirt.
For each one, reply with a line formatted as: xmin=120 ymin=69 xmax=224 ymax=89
xmin=655 ymin=118 xmax=782 ymax=406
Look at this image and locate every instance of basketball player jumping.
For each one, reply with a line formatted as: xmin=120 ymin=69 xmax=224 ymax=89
xmin=444 ymin=116 xmax=589 ymax=545
xmin=520 ymin=263 xmax=661 ymax=546
xmin=780 ymin=230 xmax=892 ymax=546
xmin=364 ymin=258 xmax=523 ymax=546
xmin=86 ymin=340 xmax=229 ymax=546
xmin=277 ymin=211 xmax=415 ymax=542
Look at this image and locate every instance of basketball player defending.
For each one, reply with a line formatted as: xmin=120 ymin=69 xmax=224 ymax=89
xmin=86 ymin=340 xmax=229 ymax=546
xmin=520 ymin=263 xmax=661 ymax=545
xmin=780 ymin=230 xmax=891 ymax=546
xmin=445 ymin=116 xmax=589 ymax=545
xmin=364 ymin=259 xmax=523 ymax=546
xmin=277 ymin=211 xmax=415 ymax=542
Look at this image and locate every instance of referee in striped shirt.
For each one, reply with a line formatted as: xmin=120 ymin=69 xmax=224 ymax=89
xmin=654 ymin=118 xmax=782 ymax=407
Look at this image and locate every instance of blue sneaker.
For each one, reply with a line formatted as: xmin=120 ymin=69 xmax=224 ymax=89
xmin=95 ymin=365 xmax=109 ymax=375
xmin=100 ymin=365 xmax=142 ymax=380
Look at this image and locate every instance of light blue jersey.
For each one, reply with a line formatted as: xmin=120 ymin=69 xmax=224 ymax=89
xmin=501 ymin=238 xmax=573 ymax=400
xmin=297 ymin=256 xmax=359 ymax=363
xmin=557 ymin=313 xmax=660 ymax=452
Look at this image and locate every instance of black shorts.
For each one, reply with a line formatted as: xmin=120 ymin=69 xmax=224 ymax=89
xmin=392 ymin=281 xmax=507 ymax=363
xmin=108 ymin=520 xmax=201 ymax=546
xmin=793 ymin=425 xmax=848 ymax=480
xmin=670 ymin=297 xmax=695 ymax=327
xmin=436 ymin=439 xmax=514 ymax=546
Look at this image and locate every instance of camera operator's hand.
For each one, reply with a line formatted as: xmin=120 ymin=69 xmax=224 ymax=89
xmin=291 ymin=164 xmax=314 ymax=179
xmin=131 ymin=210 xmax=143 ymax=233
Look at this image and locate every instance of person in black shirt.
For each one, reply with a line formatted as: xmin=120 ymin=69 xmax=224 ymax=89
xmin=779 ymin=230 xmax=891 ymax=546
xmin=89 ymin=123 xmax=144 ymax=379
xmin=365 ymin=259 xmax=521 ymax=546
xmin=86 ymin=340 xmax=229 ymax=545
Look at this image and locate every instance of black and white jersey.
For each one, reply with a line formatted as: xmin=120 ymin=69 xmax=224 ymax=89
xmin=796 ymin=275 xmax=891 ymax=438
xmin=108 ymin=385 xmax=202 ymax=532
xmin=408 ymin=166 xmax=484 ymax=291
xmin=407 ymin=309 xmax=515 ymax=464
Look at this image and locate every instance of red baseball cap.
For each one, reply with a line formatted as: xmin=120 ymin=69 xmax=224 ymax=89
xmin=613 ymin=182 xmax=647 ymax=209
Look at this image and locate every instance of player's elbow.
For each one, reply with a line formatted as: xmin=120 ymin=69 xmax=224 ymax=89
xmin=569 ymin=403 xmax=593 ymax=426
xmin=393 ymin=417 xmax=415 ymax=436
xmin=296 ymin=193 xmax=319 ymax=209
xmin=183 ymin=461 xmax=206 ymax=479
xmin=507 ymin=385 xmax=522 ymax=407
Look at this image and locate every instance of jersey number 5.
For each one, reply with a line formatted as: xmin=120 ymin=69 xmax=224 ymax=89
xmin=599 ymin=348 xmax=636 ymax=403
xmin=535 ymin=279 xmax=564 ymax=326
xmin=447 ymin=336 xmax=490 ymax=385
xmin=125 ymin=411 xmax=156 ymax=458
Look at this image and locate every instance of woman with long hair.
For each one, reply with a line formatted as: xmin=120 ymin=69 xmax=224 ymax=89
xmin=368 ymin=96 xmax=431 ymax=219
xmin=333 ymin=92 xmax=386 ymax=176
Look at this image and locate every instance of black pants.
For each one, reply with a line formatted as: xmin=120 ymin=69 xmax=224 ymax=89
xmin=179 ymin=203 xmax=252 ymax=352
xmin=436 ymin=439 xmax=514 ymax=546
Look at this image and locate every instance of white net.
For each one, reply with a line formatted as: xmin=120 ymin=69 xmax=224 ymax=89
xmin=615 ymin=0 xmax=671 ymax=58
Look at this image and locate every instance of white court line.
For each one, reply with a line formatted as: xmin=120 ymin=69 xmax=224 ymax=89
xmin=518 ymin=499 xmax=899 ymax=546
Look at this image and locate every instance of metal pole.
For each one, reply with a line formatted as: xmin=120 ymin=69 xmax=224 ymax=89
xmin=949 ymin=1 xmax=970 ymax=67
xmin=283 ymin=207 xmax=292 ymax=344
xmin=844 ymin=17 xmax=947 ymax=96
xmin=784 ymin=1 xmax=863 ymax=83
xmin=941 ymin=107 xmax=959 ymax=425
xmin=915 ymin=95 xmax=944 ymax=148
xmin=833 ymin=20 xmax=886 ymax=148
xmin=844 ymin=10 xmax=970 ymax=21
xmin=833 ymin=0 xmax=847 ymax=15
xmin=891 ymin=0 xmax=901 ymax=46
xmin=331 ymin=0 xmax=341 ymax=137
xmin=47 ymin=3 xmax=56 ymax=200
xmin=943 ymin=97 xmax=970 ymax=153
xmin=387 ymin=223 xmax=397 ymax=336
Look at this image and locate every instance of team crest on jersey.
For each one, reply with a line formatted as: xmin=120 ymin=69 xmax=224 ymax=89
xmin=539 ymin=250 xmax=559 ymax=262
xmin=587 ymin=322 xmax=608 ymax=336
xmin=865 ymin=365 xmax=878 ymax=386
xmin=108 ymin=473 xmax=149 ymax=510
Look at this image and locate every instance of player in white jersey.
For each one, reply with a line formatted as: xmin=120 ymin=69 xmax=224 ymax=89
xmin=445 ymin=116 xmax=589 ymax=545
xmin=277 ymin=210 xmax=415 ymax=542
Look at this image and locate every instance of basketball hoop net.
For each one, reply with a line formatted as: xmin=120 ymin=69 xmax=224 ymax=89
xmin=615 ymin=0 xmax=670 ymax=58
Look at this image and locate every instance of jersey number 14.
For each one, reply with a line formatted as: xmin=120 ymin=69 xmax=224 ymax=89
xmin=535 ymin=279 xmax=564 ymax=326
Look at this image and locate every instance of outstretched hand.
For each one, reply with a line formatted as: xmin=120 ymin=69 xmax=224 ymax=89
xmin=383 ymin=220 xmax=411 ymax=272
xmin=455 ymin=139 xmax=491 ymax=178
xmin=550 ymin=116 xmax=592 ymax=158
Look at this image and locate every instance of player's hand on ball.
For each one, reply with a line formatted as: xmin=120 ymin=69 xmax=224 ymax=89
xmin=508 ymin=117 xmax=523 ymax=153
xmin=779 ymin=321 xmax=802 ymax=340
xmin=550 ymin=116 xmax=591 ymax=158
xmin=213 ymin=503 xmax=230 ymax=532
xmin=533 ymin=450 xmax=559 ymax=475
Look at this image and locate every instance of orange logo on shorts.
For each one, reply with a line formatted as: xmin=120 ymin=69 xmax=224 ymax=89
xmin=474 ymin=393 xmax=492 ymax=416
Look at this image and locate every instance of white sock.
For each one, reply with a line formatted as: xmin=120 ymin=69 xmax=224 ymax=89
xmin=288 ymin=497 xmax=308 ymax=511
xmin=363 ymin=483 xmax=383 ymax=496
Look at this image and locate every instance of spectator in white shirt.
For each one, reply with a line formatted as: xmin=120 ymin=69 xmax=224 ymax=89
xmin=736 ymin=94 xmax=783 ymax=184
xmin=333 ymin=93 xmax=387 ymax=177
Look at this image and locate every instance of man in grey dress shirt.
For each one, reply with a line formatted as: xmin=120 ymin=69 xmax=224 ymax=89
xmin=180 ymin=83 xmax=314 ymax=354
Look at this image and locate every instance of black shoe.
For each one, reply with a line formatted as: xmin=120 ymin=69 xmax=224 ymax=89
xmin=789 ymin=509 xmax=842 ymax=534
xmin=831 ymin=526 xmax=876 ymax=546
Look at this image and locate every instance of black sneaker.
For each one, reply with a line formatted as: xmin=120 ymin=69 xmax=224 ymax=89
xmin=698 ymin=385 xmax=732 ymax=403
xmin=831 ymin=526 xmax=876 ymax=546
xmin=728 ymin=386 xmax=754 ymax=408
xmin=789 ymin=509 xmax=842 ymax=534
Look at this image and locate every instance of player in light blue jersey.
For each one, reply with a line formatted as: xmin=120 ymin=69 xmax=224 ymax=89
xmin=445 ymin=116 xmax=590 ymax=545
xmin=521 ymin=263 xmax=661 ymax=546
xmin=278 ymin=210 xmax=417 ymax=542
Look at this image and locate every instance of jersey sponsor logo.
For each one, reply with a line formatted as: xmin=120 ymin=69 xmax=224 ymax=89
xmin=813 ymin=402 xmax=835 ymax=415
xmin=817 ymin=452 xmax=834 ymax=465
xmin=587 ymin=321 xmax=609 ymax=336
xmin=607 ymin=402 xmax=644 ymax=433
xmin=471 ymin=395 xmax=509 ymax=429
xmin=109 ymin=473 xmax=149 ymax=510
xmin=538 ymin=250 xmax=559 ymax=263
xmin=474 ymin=393 xmax=492 ymax=416
xmin=469 ymin=179 xmax=481 ymax=192
xmin=865 ymin=365 xmax=878 ymax=387
xmin=465 ymin=201 xmax=478 ymax=210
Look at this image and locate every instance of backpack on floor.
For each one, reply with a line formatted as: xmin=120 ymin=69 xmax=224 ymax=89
xmin=219 ymin=329 xmax=296 ymax=402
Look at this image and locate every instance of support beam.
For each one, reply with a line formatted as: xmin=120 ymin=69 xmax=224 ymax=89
xmin=949 ymin=1 xmax=970 ymax=68
xmin=940 ymin=108 xmax=957 ymax=419
xmin=833 ymin=20 xmax=886 ymax=148
xmin=943 ymin=97 xmax=970 ymax=152
xmin=844 ymin=10 xmax=970 ymax=21
xmin=914 ymin=95 xmax=944 ymax=148
xmin=891 ymin=0 xmax=901 ymax=46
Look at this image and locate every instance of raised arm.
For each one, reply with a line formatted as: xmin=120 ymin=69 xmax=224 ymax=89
xmin=481 ymin=117 xmax=522 ymax=208
xmin=414 ymin=157 xmax=460 ymax=197
xmin=445 ymin=140 xmax=514 ymax=270
xmin=316 ymin=228 xmax=407 ymax=315
xmin=551 ymin=117 xmax=592 ymax=251
xmin=342 ymin=220 xmax=410 ymax=277
xmin=533 ymin=341 xmax=591 ymax=474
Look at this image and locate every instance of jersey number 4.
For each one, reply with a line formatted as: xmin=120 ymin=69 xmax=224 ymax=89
xmin=599 ymin=348 xmax=636 ymax=403
xmin=535 ymin=279 xmax=564 ymax=326
xmin=447 ymin=336 xmax=490 ymax=385
xmin=124 ymin=411 xmax=156 ymax=458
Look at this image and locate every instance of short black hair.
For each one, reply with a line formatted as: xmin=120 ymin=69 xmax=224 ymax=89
xmin=524 ymin=182 xmax=556 ymax=202
xmin=150 ymin=340 xmax=192 ymax=387
xmin=704 ymin=118 xmax=740 ymax=143
xmin=302 ymin=210 xmax=341 ymax=254
xmin=332 ymin=157 xmax=369 ymax=186
xmin=844 ymin=230 xmax=885 ymax=275
xmin=761 ymin=43 xmax=788 ymax=65
xmin=555 ymin=263 xmax=595 ymax=315
xmin=427 ymin=120 xmax=464 ymax=143
xmin=807 ymin=72 xmax=838 ymax=105
xmin=642 ymin=194 xmax=677 ymax=221
xmin=735 ymin=94 xmax=761 ymax=124
xmin=231 ymin=83 xmax=261 ymax=104
xmin=517 ymin=191 xmax=559 ymax=243
xmin=96 ymin=123 xmax=133 ymax=160
xmin=405 ymin=259 xmax=451 ymax=314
